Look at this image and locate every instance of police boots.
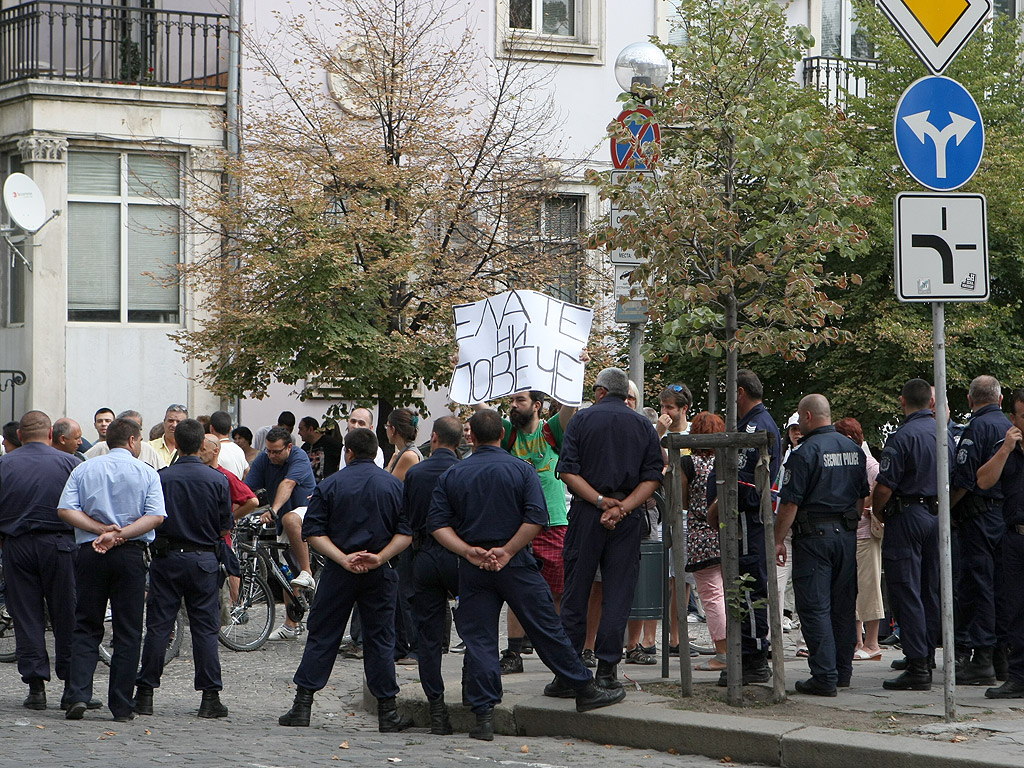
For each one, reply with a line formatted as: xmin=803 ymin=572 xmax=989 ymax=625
xmin=198 ymin=690 xmax=228 ymax=718
xmin=883 ymin=657 xmax=932 ymax=691
xmin=133 ymin=685 xmax=154 ymax=715
xmin=469 ymin=707 xmax=494 ymax=741
xmin=428 ymin=695 xmax=453 ymax=735
xmin=377 ymin=696 xmax=413 ymax=733
xmin=595 ymin=660 xmax=623 ymax=691
xmin=958 ymin=647 xmax=997 ymax=686
xmin=279 ymin=686 xmax=315 ymax=727
xmin=23 ymin=679 xmax=45 ymax=711
xmin=994 ymin=644 xmax=1010 ymax=682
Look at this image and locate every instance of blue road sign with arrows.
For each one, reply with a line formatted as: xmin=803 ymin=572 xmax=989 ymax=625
xmin=894 ymin=76 xmax=984 ymax=192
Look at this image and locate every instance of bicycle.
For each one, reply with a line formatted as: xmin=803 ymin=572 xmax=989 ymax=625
xmin=0 ymin=555 xmax=14 ymax=663
xmin=219 ymin=508 xmax=322 ymax=652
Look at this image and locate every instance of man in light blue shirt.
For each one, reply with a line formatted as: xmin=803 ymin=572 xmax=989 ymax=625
xmin=58 ymin=417 xmax=165 ymax=721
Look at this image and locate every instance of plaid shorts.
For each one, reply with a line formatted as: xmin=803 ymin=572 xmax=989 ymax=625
xmin=531 ymin=525 xmax=567 ymax=595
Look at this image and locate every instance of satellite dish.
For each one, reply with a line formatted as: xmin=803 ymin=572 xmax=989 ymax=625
xmin=4 ymin=173 xmax=47 ymax=233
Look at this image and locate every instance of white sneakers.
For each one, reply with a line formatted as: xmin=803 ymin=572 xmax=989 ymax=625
xmin=290 ymin=570 xmax=316 ymax=590
xmin=268 ymin=623 xmax=304 ymax=641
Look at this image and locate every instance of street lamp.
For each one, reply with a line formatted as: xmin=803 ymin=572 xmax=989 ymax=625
xmin=614 ymin=42 xmax=670 ymax=93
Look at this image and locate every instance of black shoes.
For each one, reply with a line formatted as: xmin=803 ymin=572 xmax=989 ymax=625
xmin=794 ymin=678 xmax=838 ymax=697
xmin=883 ymin=657 xmax=932 ymax=691
xmin=499 ymin=649 xmax=523 ymax=674
xmin=61 ymin=686 xmax=101 ymax=711
xmin=717 ymin=654 xmax=771 ymax=687
xmin=65 ymin=701 xmax=87 ymax=720
xmin=469 ymin=708 xmax=494 ymax=741
xmin=958 ymin=647 xmax=996 ymax=686
xmin=198 ymin=690 xmax=228 ymax=718
xmin=986 ymin=680 xmax=1024 ymax=699
xmin=595 ymin=660 xmax=623 ymax=691
xmin=113 ymin=712 xmax=135 ymax=723
xmin=134 ymin=686 xmax=154 ymax=716
xmin=279 ymin=686 xmax=314 ymax=727
xmin=575 ymin=680 xmax=626 ymax=712
xmin=23 ymin=679 xmax=45 ymax=711
xmin=428 ymin=695 xmax=453 ymax=735
xmin=543 ymin=676 xmax=576 ymax=699
xmin=377 ymin=696 xmax=413 ymax=733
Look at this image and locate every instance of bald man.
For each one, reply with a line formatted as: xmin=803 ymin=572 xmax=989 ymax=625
xmin=52 ymin=418 xmax=85 ymax=460
xmin=775 ymin=394 xmax=869 ymax=697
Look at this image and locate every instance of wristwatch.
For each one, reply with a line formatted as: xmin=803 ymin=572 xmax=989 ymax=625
xmin=596 ymin=495 xmax=604 ymax=507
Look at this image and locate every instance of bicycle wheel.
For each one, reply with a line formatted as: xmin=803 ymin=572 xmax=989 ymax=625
xmin=99 ymin=602 xmax=183 ymax=667
xmin=219 ymin=572 xmax=274 ymax=651
xmin=0 ymin=606 xmax=16 ymax=663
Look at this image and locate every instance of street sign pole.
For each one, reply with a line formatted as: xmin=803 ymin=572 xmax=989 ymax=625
xmin=629 ymin=323 xmax=644 ymax=410
xmin=932 ymin=301 xmax=956 ymax=721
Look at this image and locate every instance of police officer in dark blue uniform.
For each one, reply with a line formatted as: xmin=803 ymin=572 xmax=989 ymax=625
xmin=279 ymin=428 xmax=413 ymax=730
xmin=134 ymin=418 xmax=232 ymax=718
xmin=951 ymin=375 xmax=1013 ymax=685
xmin=976 ymin=388 xmax=1024 ymax=698
xmin=708 ymin=369 xmax=782 ymax=685
xmin=0 ymin=410 xmax=84 ymax=711
xmin=430 ymin=409 xmax=625 ymax=741
xmin=872 ymin=379 xmax=942 ymax=690
xmin=556 ymin=367 xmax=664 ymax=691
xmin=776 ymin=394 xmax=868 ymax=696
xmin=404 ymin=415 xmax=462 ymax=734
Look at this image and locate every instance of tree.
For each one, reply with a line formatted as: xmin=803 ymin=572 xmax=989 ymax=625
xmin=592 ymin=0 xmax=868 ymax=431
xmin=176 ymin=0 xmax=578 ymax=415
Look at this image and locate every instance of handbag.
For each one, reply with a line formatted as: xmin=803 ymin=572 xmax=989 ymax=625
xmin=869 ymin=512 xmax=884 ymax=540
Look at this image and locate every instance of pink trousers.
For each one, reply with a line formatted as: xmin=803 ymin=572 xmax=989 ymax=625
xmin=693 ymin=565 xmax=726 ymax=643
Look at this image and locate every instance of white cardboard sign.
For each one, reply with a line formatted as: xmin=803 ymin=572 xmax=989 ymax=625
xmin=448 ymin=290 xmax=592 ymax=406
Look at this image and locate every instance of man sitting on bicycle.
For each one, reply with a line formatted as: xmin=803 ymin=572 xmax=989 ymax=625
xmin=245 ymin=427 xmax=317 ymax=640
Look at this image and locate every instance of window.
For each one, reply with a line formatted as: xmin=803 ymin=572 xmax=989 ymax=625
xmin=514 ymin=195 xmax=585 ymax=302
xmin=498 ymin=0 xmax=603 ymax=64
xmin=821 ymin=0 xmax=873 ymax=59
xmin=67 ymin=151 xmax=182 ymax=323
xmin=994 ymin=0 xmax=1017 ymax=18
xmin=3 ymin=155 xmax=25 ymax=325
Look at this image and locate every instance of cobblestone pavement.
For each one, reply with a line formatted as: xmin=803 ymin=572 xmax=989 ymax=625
xmin=0 ymin=618 xmax=752 ymax=768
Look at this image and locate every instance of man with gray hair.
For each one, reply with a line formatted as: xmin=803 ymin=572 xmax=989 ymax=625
xmin=554 ymin=367 xmax=664 ymax=693
xmin=85 ymin=411 xmax=166 ymax=470
xmin=951 ymin=374 xmax=1013 ymax=685
xmin=52 ymin=418 xmax=85 ymax=461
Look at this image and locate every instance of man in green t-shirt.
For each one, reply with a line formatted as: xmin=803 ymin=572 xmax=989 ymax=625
xmin=493 ymin=391 xmax=575 ymax=673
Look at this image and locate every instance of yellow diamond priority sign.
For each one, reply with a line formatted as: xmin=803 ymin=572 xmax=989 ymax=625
xmin=878 ymin=0 xmax=990 ymax=74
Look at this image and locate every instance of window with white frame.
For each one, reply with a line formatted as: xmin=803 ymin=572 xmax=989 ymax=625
xmin=67 ymin=151 xmax=182 ymax=323
xmin=514 ymin=194 xmax=585 ymax=302
xmin=498 ymin=0 xmax=603 ymax=64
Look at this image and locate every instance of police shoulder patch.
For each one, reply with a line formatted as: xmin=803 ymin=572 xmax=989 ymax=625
xmin=879 ymin=454 xmax=891 ymax=472
xmin=746 ymin=423 xmax=757 ymax=433
xmin=783 ymin=468 xmax=792 ymax=486
xmin=957 ymin=448 xmax=968 ymax=465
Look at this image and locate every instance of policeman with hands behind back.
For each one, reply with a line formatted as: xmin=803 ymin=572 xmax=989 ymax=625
xmin=429 ymin=409 xmax=625 ymax=742
xmin=872 ymin=379 xmax=942 ymax=691
xmin=134 ymin=418 xmax=233 ymax=718
xmin=279 ymin=428 xmax=413 ymax=731
xmin=775 ymin=394 xmax=868 ymax=697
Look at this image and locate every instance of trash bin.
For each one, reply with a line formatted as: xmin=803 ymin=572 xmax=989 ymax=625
xmin=629 ymin=541 xmax=664 ymax=620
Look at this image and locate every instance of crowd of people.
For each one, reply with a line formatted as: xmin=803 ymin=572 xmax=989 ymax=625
xmin=0 ymin=365 xmax=1021 ymax=736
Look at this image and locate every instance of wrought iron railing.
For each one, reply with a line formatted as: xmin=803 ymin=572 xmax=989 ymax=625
xmin=802 ymin=55 xmax=881 ymax=106
xmin=0 ymin=2 xmax=228 ymax=89
xmin=0 ymin=370 xmax=26 ymax=423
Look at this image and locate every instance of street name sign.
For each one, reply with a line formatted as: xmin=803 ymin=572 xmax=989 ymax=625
xmin=894 ymin=76 xmax=983 ymax=192
xmin=877 ymin=0 xmax=990 ymax=75
xmin=894 ymin=192 xmax=988 ymax=302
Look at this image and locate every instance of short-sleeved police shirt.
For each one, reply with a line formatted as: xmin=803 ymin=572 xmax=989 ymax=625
xmin=952 ymin=403 xmax=1013 ymax=499
xmin=303 ymin=459 xmax=410 ymax=554
xmin=779 ymin=425 xmax=868 ymax=516
xmin=158 ymin=456 xmax=233 ymax=547
xmin=404 ymin=448 xmax=460 ymax=534
xmin=707 ymin=402 xmax=782 ymax=511
xmin=876 ymin=409 xmax=939 ymax=497
xmin=0 ymin=442 xmax=79 ymax=536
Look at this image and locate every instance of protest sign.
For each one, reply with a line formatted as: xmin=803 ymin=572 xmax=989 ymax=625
xmin=448 ymin=290 xmax=593 ymax=406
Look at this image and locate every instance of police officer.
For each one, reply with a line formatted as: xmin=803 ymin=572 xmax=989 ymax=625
xmin=556 ymin=367 xmax=664 ymax=691
xmin=975 ymin=389 xmax=1024 ymax=697
xmin=0 ymin=411 xmax=87 ymax=711
xmin=279 ymin=428 xmax=413 ymax=730
xmin=404 ymin=416 xmax=463 ymax=734
xmin=775 ymin=394 xmax=868 ymax=696
xmin=133 ymin=418 xmax=232 ymax=718
xmin=429 ymin=409 xmax=625 ymax=741
xmin=951 ymin=375 xmax=1013 ymax=685
xmin=872 ymin=379 xmax=942 ymax=690
xmin=708 ymin=369 xmax=782 ymax=685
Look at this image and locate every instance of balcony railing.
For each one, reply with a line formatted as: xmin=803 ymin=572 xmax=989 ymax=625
xmin=0 ymin=2 xmax=228 ymax=90
xmin=802 ymin=55 xmax=881 ymax=106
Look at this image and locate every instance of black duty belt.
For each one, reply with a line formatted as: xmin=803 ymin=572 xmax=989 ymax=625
xmin=900 ymin=495 xmax=937 ymax=506
xmin=805 ymin=515 xmax=846 ymax=525
xmin=165 ymin=539 xmax=216 ymax=553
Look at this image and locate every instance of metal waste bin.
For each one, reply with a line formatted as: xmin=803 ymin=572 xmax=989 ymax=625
xmin=629 ymin=540 xmax=664 ymax=620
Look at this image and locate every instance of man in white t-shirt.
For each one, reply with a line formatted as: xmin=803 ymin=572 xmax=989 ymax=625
xmin=209 ymin=411 xmax=248 ymax=480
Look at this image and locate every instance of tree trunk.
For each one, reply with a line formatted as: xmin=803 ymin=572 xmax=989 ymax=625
xmin=723 ymin=292 xmax=742 ymax=705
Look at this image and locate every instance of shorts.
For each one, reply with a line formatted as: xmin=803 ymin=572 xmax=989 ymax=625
xmin=277 ymin=506 xmax=307 ymax=545
xmin=532 ymin=525 xmax=566 ymax=595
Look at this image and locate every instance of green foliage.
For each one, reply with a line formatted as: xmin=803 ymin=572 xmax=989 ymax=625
xmin=726 ymin=572 xmax=766 ymax=622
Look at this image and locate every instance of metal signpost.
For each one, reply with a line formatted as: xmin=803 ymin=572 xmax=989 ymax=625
xmin=882 ymin=0 xmax=991 ymax=722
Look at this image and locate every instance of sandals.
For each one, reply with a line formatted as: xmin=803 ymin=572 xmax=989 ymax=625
xmin=694 ymin=654 xmax=728 ymax=671
xmin=625 ymin=644 xmax=657 ymax=665
xmin=796 ymin=646 xmax=809 ymax=658
xmin=853 ymin=648 xmax=882 ymax=661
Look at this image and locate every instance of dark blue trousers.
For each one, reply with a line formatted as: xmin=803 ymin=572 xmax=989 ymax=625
xmin=738 ymin=510 xmax=770 ymax=657
xmin=68 ymin=543 xmax=147 ymax=718
xmin=958 ymin=503 xmax=1005 ymax=649
xmin=1001 ymin=530 xmax=1024 ymax=683
xmin=792 ymin=522 xmax=857 ymax=687
xmin=412 ymin=541 xmax=460 ymax=700
xmin=561 ymin=508 xmax=641 ymax=664
xmin=137 ymin=552 xmax=222 ymax=691
xmin=882 ymin=504 xmax=940 ymax=660
xmin=293 ymin=562 xmax=399 ymax=698
xmin=3 ymin=531 xmax=77 ymax=683
xmin=392 ymin=549 xmax=417 ymax=659
xmin=460 ymin=557 xmax=591 ymax=713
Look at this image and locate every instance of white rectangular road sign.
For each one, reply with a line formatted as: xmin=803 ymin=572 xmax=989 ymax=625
xmin=609 ymin=170 xmax=655 ymax=265
xmin=895 ymin=192 xmax=988 ymax=302
xmin=614 ymin=264 xmax=649 ymax=323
